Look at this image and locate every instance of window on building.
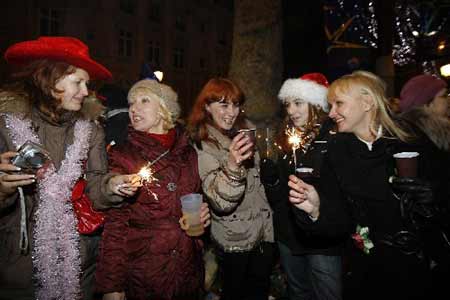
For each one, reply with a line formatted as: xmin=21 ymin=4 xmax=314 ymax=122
xmin=119 ymin=30 xmax=133 ymax=57
xmin=86 ymin=30 xmax=95 ymax=41
xmin=120 ymin=0 xmax=135 ymax=15
xmin=173 ymin=47 xmax=184 ymax=69
xmin=148 ymin=0 xmax=161 ymax=22
xmin=147 ymin=41 xmax=161 ymax=67
xmin=200 ymin=57 xmax=206 ymax=69
xmin=175 ymin=15 xmax=186 ymax=32
xmin=200 ymin=22 xmax=207 ymax=33
xmin=39 ymin=8 xmax=62 ymax=36
xmin=218 ymin=29 xmax=226 ymax=45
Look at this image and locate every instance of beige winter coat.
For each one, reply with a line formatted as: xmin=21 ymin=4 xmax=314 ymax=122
xmin=195 ymin=125 xmax=274 ymax=252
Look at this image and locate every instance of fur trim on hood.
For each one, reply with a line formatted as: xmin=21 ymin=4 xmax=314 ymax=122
xmin=0 ymin=88 xmax=105 ymax=121
xmin=401 ymin=106 xmax=450 ymax=151
xmin=0 ymin=89 xmax=31 ymax=114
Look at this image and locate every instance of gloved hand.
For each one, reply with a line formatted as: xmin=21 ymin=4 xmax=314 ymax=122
xmin=390 ymin=176 xmax=436 ymax=220
xmin=260 ymin=158 xmax=279 ymax=187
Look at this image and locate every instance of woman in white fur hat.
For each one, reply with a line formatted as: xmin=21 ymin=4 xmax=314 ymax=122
xmin=94 ymin=78 xmax=211 ymax=300
xmin=260 ymin=73 xmax=344 ymax=300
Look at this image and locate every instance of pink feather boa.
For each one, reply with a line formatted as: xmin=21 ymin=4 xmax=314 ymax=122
xmin=4 ymin=114 xmax=92 ymax=300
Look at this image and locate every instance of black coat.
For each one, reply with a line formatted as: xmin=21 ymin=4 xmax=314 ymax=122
xmin=264 ymin=119 xmax=344 ymax=255
xmin=293 ymin=132 xmax=435 ymax=300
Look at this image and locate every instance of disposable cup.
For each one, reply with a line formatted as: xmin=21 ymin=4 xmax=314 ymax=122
xmin=296 ymin=167 xmax=318 ymax=185
xmin=179 ymin=193 xmax=204 ymax=236
xmin=393 ymin=152 xmax=419 ymax=177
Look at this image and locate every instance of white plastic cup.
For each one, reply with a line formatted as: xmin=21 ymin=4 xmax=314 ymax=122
xmin=179 ymin=193 xmax=204 ymax=236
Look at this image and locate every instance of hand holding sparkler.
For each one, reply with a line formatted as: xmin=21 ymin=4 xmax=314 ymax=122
xmin=108 ymin=174 xmax=142 ymax=197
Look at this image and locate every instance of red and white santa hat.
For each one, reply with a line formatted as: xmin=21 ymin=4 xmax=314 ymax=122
xmin=278 ymin=72 xmax=329 ymax=112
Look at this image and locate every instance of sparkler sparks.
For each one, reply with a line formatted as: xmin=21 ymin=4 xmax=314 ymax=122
xmin=286 ymin=127 xmax=302 ymax=169
xmin=137 ymin=164 xmax=159 ymax=200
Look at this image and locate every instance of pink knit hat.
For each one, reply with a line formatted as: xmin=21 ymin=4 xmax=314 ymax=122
xmin=399 ymin=75 xmax=447 ymax=112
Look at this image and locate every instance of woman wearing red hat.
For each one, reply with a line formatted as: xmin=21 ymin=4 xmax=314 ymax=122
xmin=287 ymin=71 xmax=443 ymax=300
xmin=260 ymin=73 xmax=344 ymax=300
xmin=0 ymin=36 xmax=114 ymax=300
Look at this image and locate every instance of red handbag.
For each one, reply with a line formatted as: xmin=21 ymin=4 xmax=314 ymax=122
xmin=71 ymin=178 xmax=105 ymax=234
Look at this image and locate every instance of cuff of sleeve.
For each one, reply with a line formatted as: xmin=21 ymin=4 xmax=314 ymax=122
xmin=308 ymin=214 xmax=318 ymax=222
xmin=221 ymin=161 xmax=247 ymax=182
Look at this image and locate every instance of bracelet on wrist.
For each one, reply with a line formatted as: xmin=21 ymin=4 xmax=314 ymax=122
xmin=222 ymin=162 xmax=246 ymax=182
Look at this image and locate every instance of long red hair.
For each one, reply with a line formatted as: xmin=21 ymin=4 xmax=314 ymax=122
xmin=188 ymin=78 xmax=247 ymax=148
xmin=8 ymin=59 xmax=78 ymax=123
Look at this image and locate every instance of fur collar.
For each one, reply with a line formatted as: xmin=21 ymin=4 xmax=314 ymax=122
xmin=401 ymin=107 xmax=450 ymax=151
xmin=0 ymin=89 xmax=104 ymax=121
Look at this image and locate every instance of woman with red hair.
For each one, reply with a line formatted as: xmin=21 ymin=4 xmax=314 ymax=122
xmin=188 ymin=78 xmax=275 ymax=300
xmin=0 ymin=36 xmax=112 ymax=300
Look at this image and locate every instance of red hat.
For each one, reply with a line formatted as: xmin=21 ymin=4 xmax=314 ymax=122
xmin=278 ymin=72 xmax=329 ymax=111
xmin=4 ymin=36 xmax=112 ymax=80
xmin=399 ymin=74 xmax=447 ymax=112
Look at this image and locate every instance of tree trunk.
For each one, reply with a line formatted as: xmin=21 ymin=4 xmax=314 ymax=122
xmin=228 ymin=0 xmax=283 ymax=123
xmin=374 ymin=0 xmax=395 ymax=97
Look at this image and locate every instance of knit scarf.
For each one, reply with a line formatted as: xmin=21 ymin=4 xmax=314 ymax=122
xmin=4 ymin=113 xmax=92 ymax=300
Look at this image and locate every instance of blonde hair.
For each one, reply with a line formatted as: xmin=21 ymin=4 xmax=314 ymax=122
xmin=328 ymin=70 xmax=411 ymax=142
xmin=128 ymin=79 xmax=180 ymax=124
xmin=128 ymin=87 xmax=176 ymax=131
xmin=158 ymin=99 xmax=175 ymax=131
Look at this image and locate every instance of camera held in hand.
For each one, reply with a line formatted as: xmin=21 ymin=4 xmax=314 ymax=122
xmin=11 ymin=141 xmax=52 ymax=174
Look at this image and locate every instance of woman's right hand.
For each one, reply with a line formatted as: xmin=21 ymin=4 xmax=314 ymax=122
xmin=108 ymin=174 xmax=142 ymax=197
xmin=228 ymin=132 xmax=254 ymax=170
xmin=0 ymin=152 xmax=35 ymax=198
xmin=288 ymin=175 xmax=320 ymax=219
xmin=103 ymin=291 xmax=126 ymax=300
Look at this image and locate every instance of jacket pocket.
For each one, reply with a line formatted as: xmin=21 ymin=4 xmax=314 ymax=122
xmin=221 ymin=209 xmax=261 ymax=242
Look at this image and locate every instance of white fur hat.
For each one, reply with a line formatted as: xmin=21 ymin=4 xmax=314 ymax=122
xmin=278 ymin=72 xmax=329 ymax=112
xmin=128 ymin=79 xmax=180 ymax=121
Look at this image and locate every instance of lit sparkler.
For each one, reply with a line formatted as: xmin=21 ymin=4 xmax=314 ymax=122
xmin=137 ymin=164 xmax=159 ymax=200
xmin=286 ymin=127 xmax=302 ymax=170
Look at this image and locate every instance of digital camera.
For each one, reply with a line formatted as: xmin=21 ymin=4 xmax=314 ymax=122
xmin=11 ymin=141 xmax=51 ymax=172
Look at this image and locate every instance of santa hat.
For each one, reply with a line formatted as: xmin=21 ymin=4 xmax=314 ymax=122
xmin=4 ymin=36 xmax=112 ymax=80
xmin=128 ymin=79 xmax=180 ymax=122
xmin=278 ymin=73 xmax=329 ymax=111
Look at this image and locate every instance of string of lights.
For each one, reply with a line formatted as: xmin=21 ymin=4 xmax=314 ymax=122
xmin=324 ymin=0 xmax=449 ymax=70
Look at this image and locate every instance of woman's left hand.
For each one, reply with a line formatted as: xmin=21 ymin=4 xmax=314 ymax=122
xmin=200 ymin=202 xmax=211 ymax=228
